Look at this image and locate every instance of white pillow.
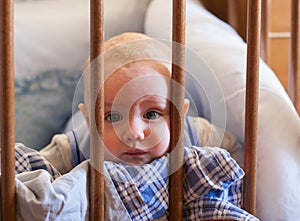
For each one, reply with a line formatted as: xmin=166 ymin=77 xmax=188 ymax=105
xmin=14 ymin=0 xmax=151 ymax=148
xmin=145 ymin=0 xmax=300 ymax=220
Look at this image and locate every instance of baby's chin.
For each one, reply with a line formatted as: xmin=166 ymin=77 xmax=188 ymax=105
xmin=119 ymin=155 xmax=153 ymax=166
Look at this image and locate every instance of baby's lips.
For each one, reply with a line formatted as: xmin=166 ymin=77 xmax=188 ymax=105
xmin=125 ymin=149 xmax=147 ymax=155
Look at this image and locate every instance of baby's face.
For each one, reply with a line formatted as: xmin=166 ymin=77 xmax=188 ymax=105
xmin=103 ymin=61 xmax=171 ymax=165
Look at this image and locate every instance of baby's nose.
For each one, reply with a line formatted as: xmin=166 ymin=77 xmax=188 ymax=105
xmin=122 ymin=118 xmax=146 ymax=143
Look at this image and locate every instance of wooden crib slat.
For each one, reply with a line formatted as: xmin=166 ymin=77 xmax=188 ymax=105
xmin=289 ymin=0 xmax=300 ymax=115
xmin=89 ymin=0 xmax=105 ymax=220
xmin=227 ymin=0 xmax=247 ymax=40
xmin=260 ymin=0 xmax=271 ymax=62
xmin=243 ymin=0 xmax=261 ymax=215
xmin=0 ymin=0 xmax=16 ymax=220
xmin=227 ymin=0 xmax=238 ymax=28
xmin=169 ymin=0 xmax=186 ymax=220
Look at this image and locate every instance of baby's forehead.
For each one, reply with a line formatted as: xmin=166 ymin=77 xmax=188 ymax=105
xmin=104 ymin=62 xmax=170 ymax=103
xmin=105 ymin=60 xmax=171 ymax=79
xmin=105 ymin=61 xmax=171 ymax=88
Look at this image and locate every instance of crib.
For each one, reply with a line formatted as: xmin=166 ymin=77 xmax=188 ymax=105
xmin=1 ymin=0 xmax=299 ymax=220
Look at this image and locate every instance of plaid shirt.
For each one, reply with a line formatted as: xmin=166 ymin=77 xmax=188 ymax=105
xmin=15 ymin=143 xmax=60 ymax=179
xmin=14 ymin=144 xmax=259 ymax=221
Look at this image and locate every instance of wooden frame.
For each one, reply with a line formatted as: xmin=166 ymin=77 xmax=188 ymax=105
xmin=89 ymin=0 xmax=105 ymax=220
xmin=0 ymin=0 xmax=16 ymax=220
xmin=169 ymin=1 xmax=186 ymax=219
xmin=243 ymin=0 xmax=261 ymax=214
xmin=289 ymin=0 xmax=300 ymax=114
xmin=1 ymin=0 xmax=298 ymax=220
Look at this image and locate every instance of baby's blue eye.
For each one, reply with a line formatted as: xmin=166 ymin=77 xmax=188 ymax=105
xmin=106 ymin=113 xmax=123 ymax=122
xmin=144 ymin=111 xmax=159 ymax=120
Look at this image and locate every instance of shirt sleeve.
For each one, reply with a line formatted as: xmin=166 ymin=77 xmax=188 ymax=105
xmin=14 ymin=143 xmax=61 ymax=179
xmin=40 ymin=134 xmax=73 ymax=174
xmin=188 ymin=116 xmax=244 ymax=166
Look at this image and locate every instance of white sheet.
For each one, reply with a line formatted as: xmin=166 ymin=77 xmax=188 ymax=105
xmin=13 ymin=161 xmax=131 ymax=221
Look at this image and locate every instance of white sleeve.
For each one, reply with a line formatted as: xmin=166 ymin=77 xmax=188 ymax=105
xmin=190 ymin=116 xmax=244 ymax=166
xmin=40 ymin=134 xmax=73 ymax=174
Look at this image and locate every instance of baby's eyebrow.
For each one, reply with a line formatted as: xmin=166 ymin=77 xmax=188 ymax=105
xmin=104 ymin=102 xmax=128 ymax=110
xmin=144 ymin=97 xmax=169 ymax=105
xmin=104 ymin=102 xmax=122 ymax=108
xmin=104 ymin=95 xmax=169 ymax=109
xmin=104 ymin=102 xmax=113 ymax=106
xmin=140 ymin=94 xmax=169 ymax=101
xmin=139 ymin=96 xmax=169 ymax=108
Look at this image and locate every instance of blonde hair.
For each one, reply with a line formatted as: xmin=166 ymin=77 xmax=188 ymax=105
xmin=83 ymin=32 xmax=171 ymax=107
xmin=102 ymin=32 xmax=171 ymax=74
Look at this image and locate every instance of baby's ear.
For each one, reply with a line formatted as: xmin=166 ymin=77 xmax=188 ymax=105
xmin=183 ymin=99 xmax=190 ymax=117
xmin=78 ymin=103 xmax=90 ymax=128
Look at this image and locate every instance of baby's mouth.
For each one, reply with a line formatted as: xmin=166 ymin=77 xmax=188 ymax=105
xmin=124 ymin=149 xmax=147 ymax=156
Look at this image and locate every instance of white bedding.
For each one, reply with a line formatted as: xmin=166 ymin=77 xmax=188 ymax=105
xmin=14 ymin=161 xmax=131 ymax=221
xmin=14 ymin=0 xmax=151 ymax=148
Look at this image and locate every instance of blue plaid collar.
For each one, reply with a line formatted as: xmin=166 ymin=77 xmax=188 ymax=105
xmin=106 ymin=156 xmax=169 ymax=220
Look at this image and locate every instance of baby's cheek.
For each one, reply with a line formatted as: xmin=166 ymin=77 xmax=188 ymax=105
xmin=103 ymin=132 xmax=120 ymax=155
xmin=153 ymin=123 xmax=170 ymax=155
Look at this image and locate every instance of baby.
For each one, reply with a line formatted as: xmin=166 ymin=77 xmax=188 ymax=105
xmin=5 ymin=32 xmax=258 ymax=220
xmin=78 ymin=37 xmax=189 ymax=165
xmin=37 ymin=32 xmax=257 ymax=220
xmin=40 ymin=32 xmax=243 ymax=173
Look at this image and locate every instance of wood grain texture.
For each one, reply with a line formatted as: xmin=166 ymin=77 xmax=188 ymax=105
xmin=289 ymin=0 xmax=300 ymax=114
xmin=0 ymin=0 xmax=16 ymax=220
xmin=89 ymin=0 xmax=105 ymax=220
xmin=169 ymin=0 xmax=186 ymax=220
xmin=243 ymin=0 xmax=261 ymax=216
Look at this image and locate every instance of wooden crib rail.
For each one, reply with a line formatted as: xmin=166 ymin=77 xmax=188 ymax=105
xmin=89 ymin=0 xmax=105 ymax=220
xmin=0 ymin=0 xmax=16 ymax=221
xmin=169 ymin=0 xmax=186 ymax=220
xmin=243 ymin=0 xmax=261 ymax=215
xmin=3 ymin=0 xmax=295 ymax=220
xmin=289 ymin=0 xmax=300 ymax=114
xmin=201 ymin=0 xmax=261 ymax=216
